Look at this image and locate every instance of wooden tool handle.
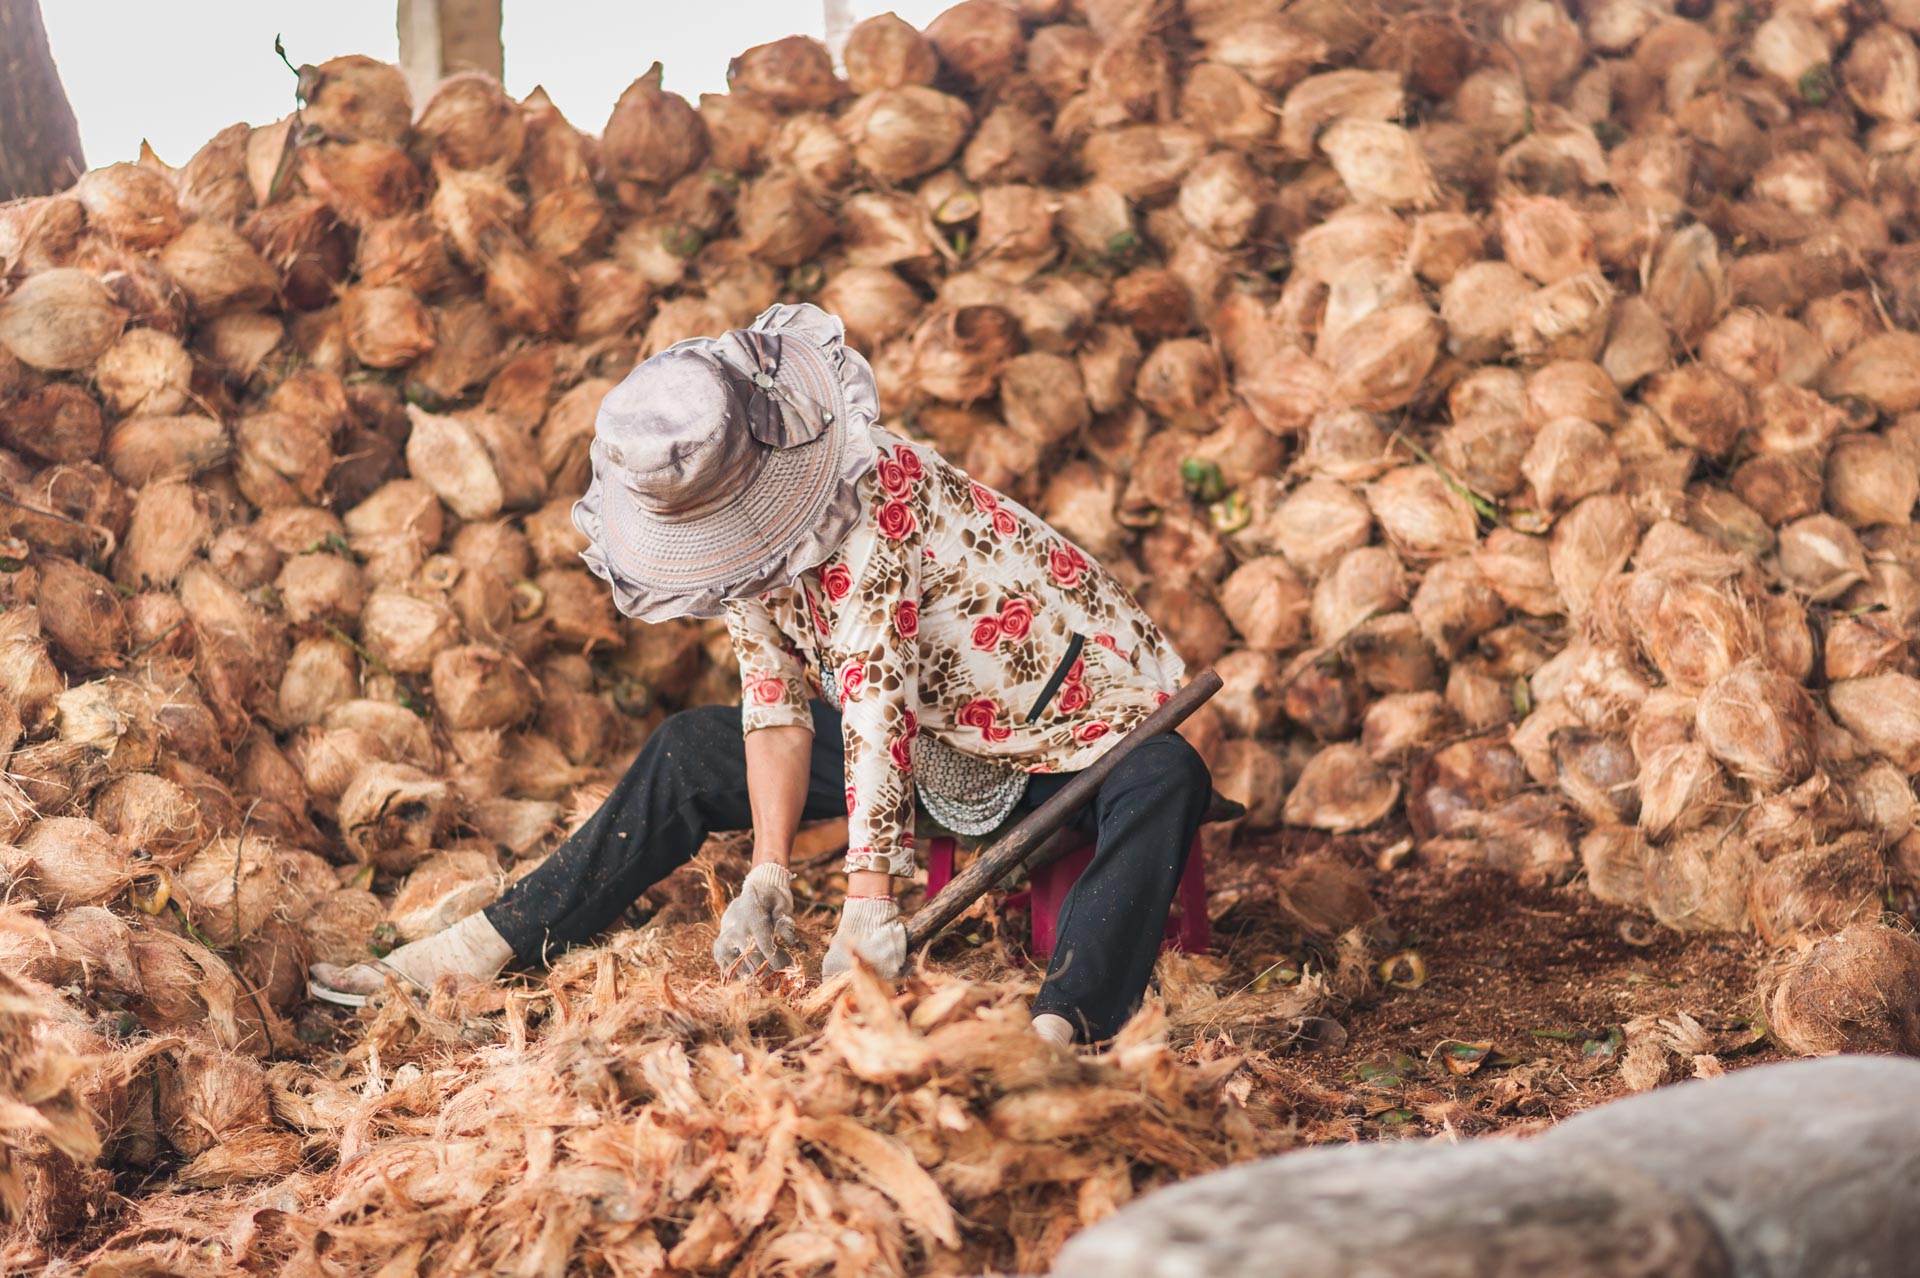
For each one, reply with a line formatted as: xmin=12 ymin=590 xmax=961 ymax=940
xmin=904 ymin=668 xmax=1223 ymax=951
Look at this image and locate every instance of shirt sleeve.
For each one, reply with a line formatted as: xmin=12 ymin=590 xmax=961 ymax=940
xmin=724 ymin=599 xmax=813 ymax=734
xmin=839 ymin=486 xmax=925 ymax=879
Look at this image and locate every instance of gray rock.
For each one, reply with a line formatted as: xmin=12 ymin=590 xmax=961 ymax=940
xmin=1543 ymin=1056 xmax=1920 ymax=1278
xmin=1053 ymin=1057 xmax=1920 ymax=1278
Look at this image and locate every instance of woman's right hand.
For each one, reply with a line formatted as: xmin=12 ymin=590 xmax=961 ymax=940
xmin=712 ymin=862 xmax=801 ymax=976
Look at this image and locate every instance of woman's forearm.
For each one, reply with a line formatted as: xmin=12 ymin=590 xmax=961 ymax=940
xmin=744 ymin=725 xmax=813 ymax=866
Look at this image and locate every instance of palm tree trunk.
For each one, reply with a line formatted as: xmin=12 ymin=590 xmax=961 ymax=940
xmin=0 ymin=0 xmax=84 ymax=200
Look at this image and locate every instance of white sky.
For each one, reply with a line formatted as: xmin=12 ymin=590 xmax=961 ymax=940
xmin=41 ymin=1 xmax=959 ymax=168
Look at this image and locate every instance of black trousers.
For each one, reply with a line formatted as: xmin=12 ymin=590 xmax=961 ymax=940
xmin=484 ymin=700 xmax=1211 ymax=1041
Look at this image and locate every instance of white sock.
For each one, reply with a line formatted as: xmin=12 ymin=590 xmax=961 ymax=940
xmin=1032 ymin=1012 xmax=1075 ymax=1047
xmin=387 ymin=911 xmax=515 ymax=987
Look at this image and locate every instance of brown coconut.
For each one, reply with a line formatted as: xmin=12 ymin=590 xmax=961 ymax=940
xmin=1829 ymin=674 xmax=1920 ymax=773
xmin=1777 ymin=514 xmax=1869 ymax=601
xmin=1749 ymin=835 xmax=1886 ymax=949
xmin=4 ymin=382 xmax=104 ymax=465
xmin=359 ymin=588 xmax=461 ymax=675
xmin=340 ymin=285 xmax=436 ymax=368
xmin=92 ymin=772 xmax=199 ymax=867
xmin=1310 ymin=547 xmax=1406 ymax=645
xmin=414 ymin=73 xmax=524 ymax=172
xmin=601 ymin=64 xmax=707 ymax=188
xmin=729 ymin=35 xmax=841 ymax=110
xmin=1411 ymin=555 xmax=1507 ymax=658
xmin=296 ymin=54 xmax=411 ymax=143
xmin=1283 ymin=742 xmax=1400 ymax=832
xmin=845 ymin=13 xmax=939 ymax=94
xmin=842 ymin=87 xmax=974 ymax=184
xmin=1827 ymin=434 xmax=1919 ymax=528
xmin=1581 ymin=825 xmax=1650 ymax=908
xmin=1645 ymin=827 xmax=1755 ymax=934
xmin=154 ymin=1041 xmax=273 ymax=1159
xmin=1765 ymin=923 xmax=1920 ymax=1056
xmin=157 ymin=221 xmax=278 ymax=316
xmin=1638 ymin=742 xmax=1733 ymax=843
xmin=0 ymin=269 xmax=127 ymax=370
xmin=175 ymin=835 xmax=279 ymax=947
xmin=1325 ymin=305 xmax=1442 ymax=412
xmin=19 ymin=817 xmax=131 ymax=908
xmin=38 ymin=559 xmax=128 ymax=673
xmin=1368 ymin=465 xmax=1478 ymax=562
xmin=1218 ymin=557 xmax=1310 ymax=652
xmin=388 ymin=849 xmax=503 ymax=942
xmin=278 ymin=635 xmax=359 ymax=729
xmin=431 ymin=644 xmax=536 ymax=732
xmin=1362 ymin=690 xmax=1454 ymax=762
xmin=338 ymin=762 xmax=451 ymax=871
xmin=93 ymin=327 xmax=192 ymax=416
xmin=1548 ymin=493 xmax=1636 ymax=616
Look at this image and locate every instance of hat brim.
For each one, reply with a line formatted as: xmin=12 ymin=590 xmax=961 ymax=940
xmin=574 ymin=305 xmax=881 ymax=622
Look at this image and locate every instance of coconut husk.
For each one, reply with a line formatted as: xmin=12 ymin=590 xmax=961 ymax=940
xmin=729 ymin=35 xmax=841 ymax=110
xmin=156 ymin=221 xmax=279 ymax=316
xmin=194 ymin=308 xmax=283 ymax=379
xmin=1262 ymin=477 xmax=1371 ymax=579
xmin=1409 ymin=555 xmax=1506 ymax=659
xmin=412 ymin=72 xmax=525 ymax=173
xmin=2 ymin=382 xmax=105 ymax=466
xmin=1823 ymin=612 xmax=1906 ymax=682
xmin=1283 ymin=742 xmax=1400 ymax=832
xmin=1440 ymin=261 xmax=1535 ymax=363
xmin=1827 ymin=433 xmax=1919 ymax=528
xmin=94 ymin=327 xmax=193 ymax=416
xmin=1358 ymin=690 xmax=1451 ymax=764
xmin=842 ymin=87 xmax=975 ymax=185
xmin=1749 ymin=835 xmax=1885 ymax=949
xmin=1828 ymin=673 xmax=1920 ymax=773
xmin=1216 ymin=556 xmax=1308 ymax=653
xmin=154 ymin=1039 xmax=273 ymax=1159
xmin=430 ymin=644 xmax=536 ymax=732
xmin=19 ymin=817 xmax=130 ymax=909
xmin=175 ymin=834 xmax=279 ymax=948
xmin=1309 ymin=546 xmax=1405 ymax=645
xmin=0 ymin=269 xmax=128 ymax=370
xmin=175 ymin=121 xmax=253 ymax=223
xmin=1644 ymin=826 xmax=1755 ymax=934
xmin=1550 ymin=727 xmax=1640 ymax=826
xmin=293 ymin=53 xmax=411 ymax=146
xmin=337 ymin=762 xmax=451 ymax=872
xmin=386 ymin=849 xmax=503 ymax=943
xmin=1637 ymin=739 xmax=1733 ymax=843
xmin=601 ymin=64 xmax=708 ymax=190
xmin=1776 ymin=514 xmax=1869 ymax=601
xmin=92 ymin=772 xmax=200 ymax=868
xmin=37 ymin=558 xmax=128 ymax=673
xmin=233 ymin=408 xmax=334 ymax=510
xmin=56 ymin=675 xmax=160 ymax=775
xmin=1765 ymin=923 xmax=1920 ymax=1056
xmin=1178 ymin=60 xmax=1272 ymax=148
xmin=204 ymin=526 xmax=281 ymax=593
xmin=846 ymin=13 xmax=939 ymax=95
xmin=277 ymin=635 xmax=360 ymax=729
xmin=732 ymin=170 xmax=835 ymax=269
xmin=1367 ymin=465 xmax=1477 ymax=563
xmin=1581 ymin=824 xmax=1650 ymax=908
xmin=1083 ymin=123 xmax=1209 ymax=200
xmin=359 ymin=587 xmax=460 ymax=676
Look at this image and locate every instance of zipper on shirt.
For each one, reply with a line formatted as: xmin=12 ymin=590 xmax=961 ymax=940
xmin=1026 ymin=633 xmax=1085 ymax=724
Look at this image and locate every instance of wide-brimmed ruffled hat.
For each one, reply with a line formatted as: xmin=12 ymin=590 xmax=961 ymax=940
xmin=574 ymin=303 xmax=879 ymax=621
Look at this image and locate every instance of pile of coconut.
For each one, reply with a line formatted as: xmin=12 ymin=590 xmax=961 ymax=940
xmin=6 ymin=0 xmax=1920 ymax=1265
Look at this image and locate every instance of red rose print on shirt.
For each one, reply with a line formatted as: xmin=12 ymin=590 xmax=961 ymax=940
xmin=992 ymin=509 xmax=1018 ymax=538
xmin=894 ymin=599 xmax=920 ymax=638
xmin=839 ymin=659 xmax=866 ymax=704
xmin=876 ymin=500 xmax=916 ymax=541
xmin=846 ymin=784 xmax=858 ymax=815
xmin=821 ymin=563 xmax=853 ymax=602
xmin=1155 ymin=691 xmax=1172 ymax=706
xmin=1075 ymin=721 xmax=1110 ymax=742
xmin=895 ymin=446 xmax=923 ymax=480
xmin=958 ymin=697 xmax=1011 ymax=742
xmin=998 ymin=597 xmax=1034 ymax=642
xmin=1058 ymin=681 xmax=1090 ymax=713
xmin=970 ymin=481 xmax=998 ymax=513
xmin=1093 ymin=632 xmax=1117 ymax=651
xmin=876 ymin=455 xmax=911 ymax=498
xmin=971 ymin=615 xmax=1002 ymax=650
xmin=900 ymin=707 xmax=919 ymax=740
xmin=1048 ymin=546 xmax=1084 ymax=587
xmin=890 ymin=732 xmax=914 ymax=772
xmin=749 ymin=676 xmax=786 ymax=706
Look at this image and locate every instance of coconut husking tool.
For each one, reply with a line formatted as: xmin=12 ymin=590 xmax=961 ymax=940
xmin=903 ymin=668 xmax=1224 ymax=951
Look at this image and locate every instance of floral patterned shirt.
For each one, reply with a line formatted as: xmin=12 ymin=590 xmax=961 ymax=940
xmin=725 ymin=429 xmax=1186 ymax=876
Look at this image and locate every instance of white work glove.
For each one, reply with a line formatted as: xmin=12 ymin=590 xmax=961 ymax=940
xmin=309 ymin=911 xmax=513 ymax=1006
xmin=713 ymin=863 xmax=800 ymax=977
xmin=823 ymin=896 xmax=908 ymax=980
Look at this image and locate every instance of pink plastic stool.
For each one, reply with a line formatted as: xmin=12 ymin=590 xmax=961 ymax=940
xmin=925 ymin=831 xmax=1210 ymax=959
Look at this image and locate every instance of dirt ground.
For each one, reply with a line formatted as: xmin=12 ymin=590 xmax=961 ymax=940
xmin=1190 ymin=827 xmax=1783 ymax=1143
